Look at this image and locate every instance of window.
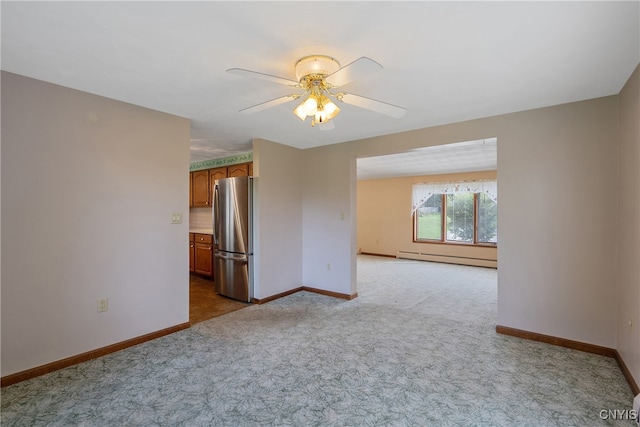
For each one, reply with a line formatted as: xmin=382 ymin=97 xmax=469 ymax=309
xmin=412 ymin=181 xmax=497 ymax=246
xmin=446 ymin=193 xmax=474 ymax=243
xmin=415 ymin=194 xmax=443 ymax=240
xmin=477 ymin=193 xmax=498 ymax=244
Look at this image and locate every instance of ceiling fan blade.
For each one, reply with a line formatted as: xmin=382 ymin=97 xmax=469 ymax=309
xmin=325 ymin=57 xmax=383 ymax=87
xmin=239 ymin=95 xmax=299 ymax=114
xmin=339 ymin=93 xmax=407 ymax=118
xmin=227 ymin=68 xmax=299 ymax=86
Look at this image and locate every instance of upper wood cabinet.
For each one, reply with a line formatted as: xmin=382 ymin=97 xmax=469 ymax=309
xmin=227 ymin=163 xmax=249 ymax=178
xmin=190 ymin=162 xmax=253 ymax=207
xmin=209 ymin=167 xmax=227 ymax=191
xmin=191 ymin=170 xmax=210 ymax=207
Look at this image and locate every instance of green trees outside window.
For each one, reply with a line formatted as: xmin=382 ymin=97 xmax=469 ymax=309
xmin=415 ymin=192 xmax=497 ymax=245
xmin=477 ymin=193 xmax=498 ymax=244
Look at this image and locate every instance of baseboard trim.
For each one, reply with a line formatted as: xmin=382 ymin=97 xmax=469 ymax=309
xmin=253 ymin=286 xmax=357 ymax=304
xmin=615 ymin=350 xmax=640 ymax=396
xmin=496 ymin=325 xmax=638 ymax=395
xmin=252 ymin=287 xmax=304 ymax=304
xmin=396 ymin=250 xmax=497 ymax=269
xmin=496 ymin=325 xmax=616 ymax=357
xmin=302 ymin=286 xmax=358 ymax=300
xmin=1 ymin=322 xmax=190 ymax=388
xmin=360 ymin=252 xmax=396 ymax=258
xmin=398 ymin=250 xmax=497 ymax=263
xmin=360 ymin=251 xmax=497 ymax=269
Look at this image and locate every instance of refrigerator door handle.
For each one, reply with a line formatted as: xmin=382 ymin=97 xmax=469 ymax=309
xmin=214 ymin=252 xmax=248 ymax=263
xmin=213 ymin=183 xmax=220 ymax=245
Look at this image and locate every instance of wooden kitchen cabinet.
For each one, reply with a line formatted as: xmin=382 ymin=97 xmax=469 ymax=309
xmin=192 ymin=170 xmax=210 ymax=207
xmin=209 ymin=167 xmax=227 ymax=190
xmin=190 ymin=163 xmax=253 ymax=208
xmin=193 ymin=233 xmax=214 ymax=277
xmin=189 ymin=173 xmax=193 ymax=207
xmin=227 ymin=163 xmax=249 ymax=177
xmin=189 ymin=233 xmax=195 ymax=272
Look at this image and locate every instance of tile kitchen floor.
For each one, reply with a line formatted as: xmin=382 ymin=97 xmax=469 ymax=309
xmin=189 ymin=274 xmax=251 ymax=324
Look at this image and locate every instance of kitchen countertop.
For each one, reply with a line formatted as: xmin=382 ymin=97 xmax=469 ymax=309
xmin=190 ymin=228 xmax=214 ymax=235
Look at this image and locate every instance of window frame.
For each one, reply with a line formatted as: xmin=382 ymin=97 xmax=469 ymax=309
xmin=413 ymin=192 xmax=497 ymax=247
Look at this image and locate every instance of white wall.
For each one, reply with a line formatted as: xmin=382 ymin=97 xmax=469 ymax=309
xmin=496 ymin=98 xmax=618 ymax=347
xmin=252 ymin=138 xmax=304 ymax=299
xmin=302 ymin=95 xmax=619 ymax=349
xmin=617 ymin=64 xmax=640 ymax=385
xmin=302 ymin=147 xmax=358 ymax=296
xmin=1 ymin=72 xmax=191 ymax=376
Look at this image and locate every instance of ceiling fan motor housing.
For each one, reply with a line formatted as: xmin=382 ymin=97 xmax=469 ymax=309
xmin=295 ymin=55 xmax=340 ymax=82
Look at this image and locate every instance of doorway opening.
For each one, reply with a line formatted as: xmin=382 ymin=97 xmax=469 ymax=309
xmin=189 ymin=274 xmax=250 ymax=324
xmin=355 ymin=138 xmax=498 ymax=275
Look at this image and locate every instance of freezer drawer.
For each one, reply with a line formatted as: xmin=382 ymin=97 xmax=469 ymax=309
xmin=214 ymin=250 xmax=252 ymax=302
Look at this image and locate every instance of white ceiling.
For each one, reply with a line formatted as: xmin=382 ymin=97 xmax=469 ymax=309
xmin=357 ymin=138 xmax=497 ymax=180
xmin=2 ymin=2 xmax=639 ymax=167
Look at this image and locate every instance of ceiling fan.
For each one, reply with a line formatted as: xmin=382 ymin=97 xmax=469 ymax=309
xmin=226 ymin=55 xmax=407 ymax=129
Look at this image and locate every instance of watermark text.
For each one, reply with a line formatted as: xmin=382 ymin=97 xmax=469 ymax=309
xmin=598 ymin=409 xmax=638 ymax=421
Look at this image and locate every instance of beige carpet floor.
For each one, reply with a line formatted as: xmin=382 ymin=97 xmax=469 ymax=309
xmin=1 ymin=256 xmax=635 ymax=426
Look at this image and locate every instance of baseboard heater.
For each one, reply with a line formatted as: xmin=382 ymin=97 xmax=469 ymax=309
xmin=396 ymin=250 xmax=497 ymax=268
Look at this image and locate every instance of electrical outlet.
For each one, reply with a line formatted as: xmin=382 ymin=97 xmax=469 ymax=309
xmin=327 ymin=263 xmax=331 ymax=271
xmin=97 ymin=298 xmax=108 ymax=313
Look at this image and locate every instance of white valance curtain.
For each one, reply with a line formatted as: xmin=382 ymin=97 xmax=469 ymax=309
xmin=411 ymin=180 xmax=497 ymax=215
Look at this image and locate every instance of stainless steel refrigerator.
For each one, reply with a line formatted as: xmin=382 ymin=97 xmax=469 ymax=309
xmin=213 ymin=176 xmax=253 ymax=302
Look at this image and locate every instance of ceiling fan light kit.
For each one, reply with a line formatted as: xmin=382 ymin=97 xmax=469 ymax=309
xmin=227 ymin=54 xmax=406 ymax=128
xmin=292 ymin=55 xmax=343 ymax=127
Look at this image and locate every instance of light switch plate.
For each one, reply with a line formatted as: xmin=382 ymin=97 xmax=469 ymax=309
xmin=97 ymin=297 xmax=108 ymax=313
xmin=171 ymin=212 xmax=183 ymax=224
